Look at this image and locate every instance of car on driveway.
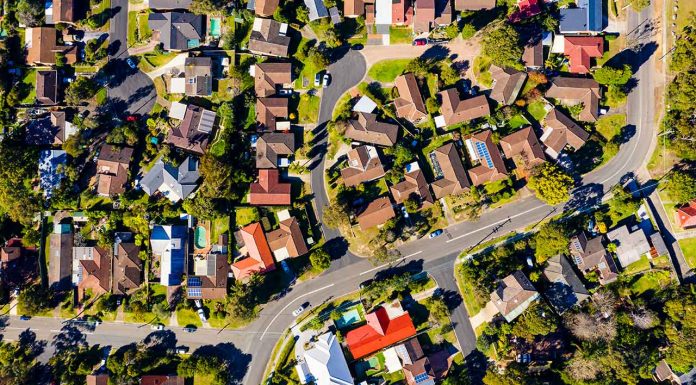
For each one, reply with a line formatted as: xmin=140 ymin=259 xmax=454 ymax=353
xmin=413 ymin=38 xmax=428 ymax=46
xmin=322 ymin=73 xmax=331 ymax=88
xmin=314 ymin=73 xmax=322 ymax=87
xmin=292 ymin=305 xmax=306 ymax=317
xmin=126 ymin=57 xmax=137 ymax=69
xmin=184 ymin=326 xmax=196 ymax=333
xmin=151 ymin=323 xmax=165 ymax=331
xmin=197 ymin=308 xmax=207 ymax=323
xmin=429 ymin=229 xmax=444 ymax=239
xmin=279 ymin=88 xmax=293 ymax=96
xmin=175 ymin=346 xmax=189 ymax=354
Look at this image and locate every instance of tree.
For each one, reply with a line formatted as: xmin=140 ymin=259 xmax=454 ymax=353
xmin=511 ymin=303 xmax=557 ymax=341
xmin=189 ymin=0 xmax=225 ymax=14
xmin=444 ymin=23 xmax=460 ymax=39
xmin=461 ymin=24 xmax=476 ymax=39
xmin=670 ymin=16 xmax=696 ymax=72
xmin=606 ymin=185 xmax=640 ymax=225
xmin=404 ymin=196 xmax=419 ymax=214
xmin=49 ymin=343 xmax=102 ymax=385
xmin=0 ymin=137 xmax=40 ymax=224
xmin=17 ymin=284 xmax=51 ymax=315
xmin=667 ymin=72 xmax=696 ymax=111
xmin=310 ymin=248 xmax=331 ymax=270
xmin=226 ymin=275 xmax=262 ymax=324
xmin=592 ymin=64 xmax=632 ymax=85
xmin=565 ymin=312 xmax=617 ymax=342
xmin=323 ymin=202 xmax=350 ymax=229
xmin=406 ymin=58 xmax=434 ymax=78
xmin=565 ymin=354 xmax=604 ymax=381
xmin=65 ymin=77 xmax=98 ymax=105
xmin=527 ymin=163 xmax=574 ymax=205
xmin=370 ymin=247 xmax=401 ymax=265
xmin=533 ymin=222 xmax=569 ymax=264
xmin=665 ymin=169 xmax=696 ymax=203
xmin=604 ymin=85 xmax=628 ymax=107
xmin=630 ymin=0 xmax=650 ymax=11
xmin=16 ymin=0 xmax=44 ymax=27
xmin=306 ymin=47 xmax=329 ymax=70
xmin=178 ymin=355 xmax=230 ymax=385
xmin=482 ymin=23 xmax=522 ymax=69
xmin=0 ymin=337 xmax=40 ymax=385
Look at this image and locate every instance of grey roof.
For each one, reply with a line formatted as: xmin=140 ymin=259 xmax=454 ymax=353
xmin=304 ymin=0 xmax=329 ymax=20
xmin=149 ymin=0 xmax=192 ymax=8
xmin=559 ymin=0 xmax=603 ymax=33
xmin=148 ymin=12 xmax=205 ymax=51
xmin=650 ymin=232 xmax=668 ymax=257
xmin=607 ymin=225 xmax=651 ymax=268
xmin=141 ymin=156 xmax=200 ymax=201
xmin=543 ymin=254 xmax=590 ymax=314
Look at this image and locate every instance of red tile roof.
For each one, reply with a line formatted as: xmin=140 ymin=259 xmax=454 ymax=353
xmin=676 ymin=199 xmax=696 ymax=229
xmin=564 ymin=36 xmax=604 ymax=74
xmin=509 ymin=0 xmax=541 ymax=22
xmin=232 ymin=222 xmax=276 ymax=280
xmin=346 ymin=306 xmax=417 ymax=359
xmin=249 ymin=169 xmax=291 ymax=206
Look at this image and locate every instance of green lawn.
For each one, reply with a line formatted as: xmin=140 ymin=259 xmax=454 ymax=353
xmin=367 ymin=58 xmax=411 ymax=83
xmin=235 ymin=207 xmax=260 ymax=227
xmin=127 ymin=11 xmax=138 ymax=46
xmin=389 ymin=26 xmax=414 ymax=44
xmin=508 ymin=114 xmax=530 ymax=129
xmin=20 ymin=68 xmax=37 ymax=104
xmin=455 ymin=264 xmax=485 ymax=315
xmin=144 ymin=52 xmax=177 ymax=68
xmin=623 ymin=255 xmax=651 ymax=275
xmin=194 ymin=374 xmax=216 ymax=385
xmin=211 ymin=217 xmax=229 ymax=242
xmin=177 ymin=308 xmax=202 ymax=327
xmin=678 ymin=237 xmax=696 ymax=268
xmin=630 ymin=270 xmax=672 ymax=296
xmin=209 ymin=139 xmax=226 ymax=157
xmin=128 ymin=11 xmax=152 ymax=46
xmin=526 ymin=101 xmax=548 ymax=122
xmin=298 ymin=94 xmax=320 ymax=123
xmin=473 ymin=55 xmax=493 ymax=88
xmin=596 ymin=113 xmax=626 ymax=141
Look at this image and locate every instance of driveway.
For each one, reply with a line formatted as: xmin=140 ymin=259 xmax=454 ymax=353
xmin=469 ymin=301 xmax=498 ymax=330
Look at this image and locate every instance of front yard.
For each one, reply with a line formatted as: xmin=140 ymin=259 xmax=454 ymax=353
xmin=297 ymin=93 xmax=320 ymax=123
xmin=367 ymin=58 xmax=411 ymax=83
xmin=389 ymin=26 xmax=414 ymax=45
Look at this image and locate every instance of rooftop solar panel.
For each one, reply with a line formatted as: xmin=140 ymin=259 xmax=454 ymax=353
xmin=188 ymin=276 xmax=202 ymax=287
xmin=188 ymin=288 xmax=202 ymax=297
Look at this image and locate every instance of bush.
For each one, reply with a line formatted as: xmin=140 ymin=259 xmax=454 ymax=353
xmin=461 ymin=24 xmax=476 ymax=39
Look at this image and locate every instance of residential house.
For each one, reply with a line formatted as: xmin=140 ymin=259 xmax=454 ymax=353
xmin=140 ymin=376 xmax=185 ymax=385
xmin=454 ymin=0 xmax=495 ymax=11
xmin=653 ymin=360 xmax=681 ymax=385
xmin=465 ymin=130 xmax=508 ymax=186
xmin=254 ymin=62 xmax=292 ymax=97
xmin=491 ymin=270 xmax=539 ymax=322
xmin=36 ymin=70 xmax=59 ymax=105
xmin=148 ymin=12 xmax=205 ymax=51
xmin=167 ymin=104 xmax=215 ymax=154
xmin=256 ymin=97 xmax=289 ymax=130
xmin=489 ymin=65 xmax=527 ymax=106
xmin=344 ymin=0 xmax=364 ymax=17
xmin=522 ymin=37 xmax=544 ymax=69
xmin=151 ymin=225 xmax=187 ymax=286
xmin=390 ymin=162 xmax=434 ymax=207
xmin=25 ymin=111 xmax=77 ymax=146
xmin=187 ymin=254 xmax=228 ymax=299
xmin=357 ymin=196 xmax=396 ymax=230
xmin=563 ymin=36 xmax=604 ymax=74
xmin=346 ymin=302 xmax=417 ymax=359
xmin=256 ymin=132 xmax=295 ymax=168
xmin=231 ymin=222 xmax=276 ymax=280
xmin=413 ymin=0 xmax=452 ymax=33
xmin=254 ymin=0 xmax=280 ymax=17
xmin=73 ymin=246 xmax=111 ymax=299
xmin=569 ymin=232 xmax=618 ymax=285
xmin=112 ymin=242 xmax=142 ymax=295
xmin=606 ymin=224 xmax=651 ymax=269
xmin=540 ymin=108 xmax=590 ymax=159
xmin=545 ymin=76 xmax=601 ymax=122
xmin=676 ymin=199 xmax=696 ymax=229
xmin=384 ymin=338 xmax=450 ymax=385
xmin=86 ymin=374 xmax=110 ymax=385
xmin=543 ymin=254 xmax=590 ymax=314
xmin=354 ymin=95 xmax=378 ymax=114
xmin=149 ymin=0 xmax=193 ymax=9
xmin=650 ymin=232 xmax=669 ymax=258
xmin=182 ymin=57 xmax=213 ymax=96
xmin=499 ymin=126 xmax=546 ymax=170
xmin=267 ymin=216 xmax=309 ymax=261
xmin=437 ymin=89 xmax=490 ymax=127
xmin=341 ymin=145 xmax=386 ymax=187
xmin=249 ymin=18 xmax=291 ymax=57
xmin=47 ymin=0 xmax=77 ymax=23
xmin=345 ymin=112 xmax=399 ymax=147
xmin=39 ymin=149 xmax=67 ymax=198
xmin=249 ymin=169 xmax=291 ymax=205
xmin=0 ymin=239 xmax=23 ymax=271
xmin=48 ymin=224 xmax=73 ymax=290
xmin=304 ymin=0 xmax=329 ymax=21
xmin=509 ymin=0 xmax=541 ymax=23
xmin=25 ymin=27 xmax=77 ymax=65
xmin=392 ymin=0 xmax=411 ymax=25
xmin=394 ymin=73 xmax=428 ymax=123
xmin=140 ymin=156 xmax=200 ymax=202
xmin=296 ymin=332 xmax=354 ymax=385
xmin=559 ymin=0 xmax=603 ymax=34
xmin=95 ymin=144 xmax=133 ymax=197
xmin=430 ymin=143 xmax=471 ymax=198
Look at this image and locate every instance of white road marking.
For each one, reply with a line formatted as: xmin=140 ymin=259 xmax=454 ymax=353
xmin=446 ymin=204 xmax=546 ymax=243
xmin=259 ymin=283 xmax=335 ymax=340
xmin=359 ymin=251 xmax=423 ymax=276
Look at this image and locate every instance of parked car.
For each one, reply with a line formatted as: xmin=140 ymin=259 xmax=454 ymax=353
xmin=278 ymin=88 xmax=293 ymax=96
xmin=126 ymin=57 xmax=137 ymax=69
xmin=197 ymin=308 xmax=207 ymax=323
xmin=359 ymin=279 xmax=373 ymax=289
xmin=151 ymin=323 xmax=165 ymax=331
xmin=314 ymin=73 xmax=322 ymax=87
xmin=413 ymin=38 xmax=428 ymax=46
xmin=322 ymin=73 xmax=331 ymax=88
xmin=429 ymin=229 xmax=444 ymax=239
xmin=19 ymin=315 xmax=30 ymax=321
xmin=292 ymin=305 xmax=306 ymax=317
xmin=352 ymin=43 xmax=364 ymax=50
xmin=194 ymin=299 xmax=202 ymax=309
xmin=184 ymin=327 xmax=196 ymax=333
xmin=175 ymin=346 xmax=190 ymax=354
xmin=126 ymin=115 xmax=138 ymax=122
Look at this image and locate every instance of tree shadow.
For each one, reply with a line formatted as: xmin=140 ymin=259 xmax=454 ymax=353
xmin=616 ymin=123 xmax=636 ymax=145
xmin=373 ymin=259 xmax=425 ymax=281
xmin=605 ymin=41 xmax=657 ymax=74
xmin=324 ymin=237 xmax=349 ymax=261
xmin=565 ymin=183 xmax=604 ymax=212
xmin=191 ymin=343 xmax=252 ymax=384
xmin=434 ymin=288 xmax=463 ymax=312
xmin=19 ymin=329 xmax=47 ymax=358
xmin=52 ymin=324 xmax=88 ymax=352
xmin=142 ymin=330 xmax=178 ymax=352
xmin=420 ymin=45 xmax=451 ymax=62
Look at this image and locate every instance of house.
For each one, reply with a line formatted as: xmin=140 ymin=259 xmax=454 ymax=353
xmin=254 ymin=62 xmax=292 ymax=97
xmin=267 ymin=216 xmax=309 ymax=261
xmin=394 ymin=73 xmax=428 ymax=123
xmin=522 ymin=37 xmax=544 ymax=69
xmin=95 ymin=144 xmax=133 ymax=197
xmin=25 ymin=111 xmax=77 ymax=146
xmin=345 ymin=112 xmax=399 ymax=147
xmin=112 ymin=242 xmax=142 ymax=295
xmin=653 ymin=360 xmax=681 ymax=385
xmin=509 ymin=0 xmax=541 ymax=23
xmin=249 ymin=18 xmax=291 ymax=57
xmin=249 ymin=169 xmax=291 ymax=205
xmin=569 ymin=232 xmax=618 ymax=285
xmin=465 ymin=130 xmax=508 ymax=186
xmin=346 ymin=302 xmax=417 ymax=359
xmin=606 ymin=224 xmax=651 ymax=269
xmin=39 ymin=149 xmax=67 ymax=198
xmin=430 ymin=143 xmax=471 ymax=198
xmin=254 ymin=0 xmax=280 ymax=17
xmin=563 ymin=36 xmax=604 ymax=74
xmin=151 ymin=225 xmax=187 ymax=286
xmin=256 ymin=132 xmax=295 ymax=168
xmin=383 ymin=338 xmax=451 ymax=383
xmin=545 ymin=76 xmax=601 ymax=122
xmin=187 ymin=254 xmax=228 ymax=299
xmin=499 ymin=126 xmax=546 ymax=169
xmin=36 ymin=70 xmax=59 ymax=105
xmin=543 ymin=254 xmax=590 ymax=314
xmin=86 ymin=374 xmax=110 ymax=385
xmin=413 ymin=0 xmax=452 ymax=33
xmin=650 ymin=232 xmax=669 ymax=258
xmin=47 ymin=0 xmax=77 ymax=23
xmin=390 ymin=162 xmax=434 ymax=207
xmin=344 ymin=0 xmax=364 ymax=17
xmin=182 ymin=57 xmax=213 ymax=96
xmin=149 ymin=0 xmax=192 ymax=9
xmin=540 ymin=108 xmax=590 ymax=159
xmin=353 ymin=95 xmax=378 ymax=114
xmin=676 ymin=199 xmax=696 ymax=229
xmin=489 ymin=65 xmax=527 ymax=106
xmin=25 ymin=27 xmax=77 ymax=65
xmin=304 ymin=0 xmax=329 ymax=21
xmin=491 ymin=270 xmax=539 ymax=322
xmin=341 ymin=145 xmax=386 ymax=187
xmin=148 ymin=12 xmax=205 ymax=51
xmin=559 ymin=0 xmax=603 ymax=34
xmin=231 ymin=222 xmax=276 ymax=280
xmin=73 ymin=246 xmax=111 ymax=299
xmin=256 ymin=97 xmax=289 ymax=130
xmin=140 ymin=375 xmax=185 ymax=385
xmin=391 ymin=0 xmax=411 ymax=25
xmin=296 ymin=332 xmax=353 ymax=385
xmin=438 ymin=89 xmax=490 ymax=126
xmin=454 ymin=0 xmax=495 ymax=11
xmin=48 ymin=224 xmax=73 ymax=290
xmin=357 ymin=196 xmax=396 ymax=230
xmin=167 ymin=104 xmax=215 ymax=154
xmin=0 ymin=239 xmax=23 ymax=271
xmin=140 ymin=156 xmax=200 ymax=202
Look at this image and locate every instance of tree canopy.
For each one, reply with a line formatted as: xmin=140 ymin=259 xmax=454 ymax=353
xmin=593 ymin=64 xmax=633 ymax=86
xmin=665 ymin=169 xmax=696 ymax=204
xmin=528 ymin=163 xmax=574 ymax=205
xmin=482 ymin=23 xmax=523 ymax=69
xmin=533 ymin=221 xmax=569 ymax=264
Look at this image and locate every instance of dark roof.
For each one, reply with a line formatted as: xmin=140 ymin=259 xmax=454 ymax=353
xmin=148 ymin=12 xmax=204 ymax=51
xmin=256 ymin=132 xmax=295 ymax=168
xmin=49 ymin=232 xmax=73 ymax=290
xmin=149 ymin=0 xmax=192 ymax=9
xmin=430 ymin=142 xmax=470 ymax=198
xmin=112 ymin=242 xmax=142 ymax=295
xmin=249 ymin=18 xmax=291 ymax=57
xmin=345 ymin=112 xmax=399 ymax=147
xmin=184 ymin=57 xmax=212 ymax=96
xmin=36 ymin=70 xmax=59 ymax=105
xmin=167 ymin=104 xmax=215 ymax=154
xmin=543 ymin=254 xmax=590 ymax=313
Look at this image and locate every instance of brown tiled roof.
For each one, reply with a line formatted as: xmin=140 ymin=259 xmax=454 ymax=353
xmin=48 ymin=232 xmax=73 ymax=290
xmin=140 ymin=375 xmax=185 ymax=385
xmin=344 ymin=0 xmax=364 ymax=16
xmin=167 ymin=104 xmax=214 ymax=154
xmin=266 ymin=217 xmax=308 ymax=259
xmin=454 ymin=0 xmax=495 ymax=10
xmin=499 ymin=126 xmax=546 ymax=167
xmin=26 ymin=27 xmax=77 ymax=65
xmin=184 ymin=57 xmax=212 ymax=96
xmin=489 ymin=65 xmax=527 ymax=106
xmin=357 ymin=196 xmax=396 ymax=230
xmin=430 ymin=143 xmax=470 ymax=198
xmin=249 ymin=169 xmax=291 ymax=205
xmin=249 ymin=18 xmax=290 ymax=57
xmin=522 ymin=38 xmax=544 ymax=68
xmin=545 ymin=77 xmax=601 ymax=122
xmin=53 ymin=0 xmax=76 ymax=22
xmin=341 ymin=145 xmax=386 ymax=187
xmin=345 ymin=112 xmax=399 ymax=147
xmin=438 ymin=89 xmax=490 ymax=126
xmin=112 ymin=242 xmax=142 ymax=295
xmin=256 ymin=132 xmax=295 ymax=169
xmin=467 ymin=130 xmax=507 ymax=186
xmin=36 ymin=70 xmax=58 ymax=105
xmin=569 ymin=233 xmax=617 ymax=284
xmin=404 ymin=356 xmax=435 ymax=385
xmin=78 ymin=247 xmax=111 ymax=296
xmin=414 ymin=0 xmax=436 ymax=33
xmin=96 ymin=144 xmax=133 ymax=196
xmin=255 ymin=62 xmax=292 ymax=97
xmin=256 ymin=97 xmax=289 ymax=130
xmin=365 ymin=4 xmax=375 ymax=23
xmin=394 ymin=73 xmax=428 ymax=122
xmin=390 ymin=164 xmax=434 ymax=207
xmin=255 ymin=0 xmax=280 ymax=16
xmin=86 ymin=374 xmax=109 ymax=385
xmin=0 ymin=246 xmax=21 ymax=264
xmin=491 ymin=270 xmax=538 ymax=318
xmin=541 ymin=108 xmax=589 ymax=158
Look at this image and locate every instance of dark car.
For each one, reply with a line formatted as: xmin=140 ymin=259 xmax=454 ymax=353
xmin=413 ymin=38 xmax=427 ymax=46
xmin=352 ymin=43 xmax=364 ymax=50
xmin=429 ymin=229 xmax=444 ymax=239
xmin=19 ymin=315 xmax=30 ymax=321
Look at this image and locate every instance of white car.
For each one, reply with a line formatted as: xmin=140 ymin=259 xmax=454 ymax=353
xmin=194 ymin=299 xmax=202 ymax=309
xmin=292 ymin=305 xmax=306 ymax=317
xmin=151 ymin=324 xmax=165 ymax=331
xmin=278 ymin=88 xmax=293 ymax=96
xmin=314 ymin=73 xmax=322 ymax=87
xmin=197 ymin=308 xmax=207 ymax=323
xmin=322 ymin=73 xmax=331 ymax=88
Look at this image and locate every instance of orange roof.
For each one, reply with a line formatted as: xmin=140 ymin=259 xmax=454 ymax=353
xmin=564 ymin=36 xmax=604 ymax=74
xmin=249 ymin=169 xmax=291 ymax=206
xmin=231 ymin=255 xmax=265 ymax=281
xmin=346 ymin=307 xmax=417 ymax=359
xmin=241 ymin=223 xmax=275 ymax=268
xmin=676 ymin=200 xmax=696 ymax=229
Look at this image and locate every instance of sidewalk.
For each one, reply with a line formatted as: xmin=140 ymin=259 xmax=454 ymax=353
xmin=469 ymin=300 xmax=498 ymax=330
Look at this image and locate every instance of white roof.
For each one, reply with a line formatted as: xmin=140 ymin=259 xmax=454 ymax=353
xmin=383 ymin=347 xmax=403 ymax=373
xmin=169 ymin=101 xmax=188 ymax=120
xmin=464 ymin=138 xmax=477 ymax=161
xmin=303 ymin=332 xmax=354 ymax=385
xmin=170 ymin=77 xmax=186 ymax=94
xmin=277 ymin=209 xmax=292 ymax=221
xmin=253 ymin=17 xmax=263 ymax=32
xmin=353 ymin=95 xmax=377 ymax=113
xmin=551 ymin=34 xmax=565 ymax=54
xmin=276 ymin=121 xmax=291 ymax=131
xmin=434 ymin=115 xmax=446 ymax=128
xmin=375 ymin=0 xmax=392 ymax=25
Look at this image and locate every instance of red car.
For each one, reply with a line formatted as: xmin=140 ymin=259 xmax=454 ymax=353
xmin=126 ymin=115 xmax=138 ymax=122
xmin=413 ymin=38 xmax=427 ymax=46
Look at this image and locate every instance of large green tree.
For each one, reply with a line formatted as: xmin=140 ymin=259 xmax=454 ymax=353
xmin=482 ymin=23 xmax=523 ymax=69
xmin=0 ymin=136 xmax=39 ymax=224
xmin=593 ymin=64 xmax=632 ymax=86
xmin=533 ymin=222 xmax=569 ymax=264
xmin=665 ymin=169 xmax=696 ymax=203
xmin=16 ymin=0 xmax=44 ymax=27
xmin=528 ymin=163 xmax=574 ymax=205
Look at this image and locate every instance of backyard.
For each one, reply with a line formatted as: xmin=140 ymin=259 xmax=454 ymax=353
xmin=678 ymin=237 xmax=696 ymax=268
xmin=127 ymin=11 xmax=152 ymax=47
xmin=297 ymin=94 xmax=320 ymax=123
xmin=19 ymin=68 xmax=37 ymax=104
xmin=526 ymin=100 xmax=548 ymax=122
xmin=367 ymin=59 xmax=411 ymax=83
xmin=235 ymin=207 xmax=260 ymax=228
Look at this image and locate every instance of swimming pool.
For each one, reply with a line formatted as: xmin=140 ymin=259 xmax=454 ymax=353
xmin=335 ymin=308 xmax=362 ymax=329
xmin=194 ymin=226 xmax=207 ymax=249
xmin=209 ymin=18 xmax=221 ymax=38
